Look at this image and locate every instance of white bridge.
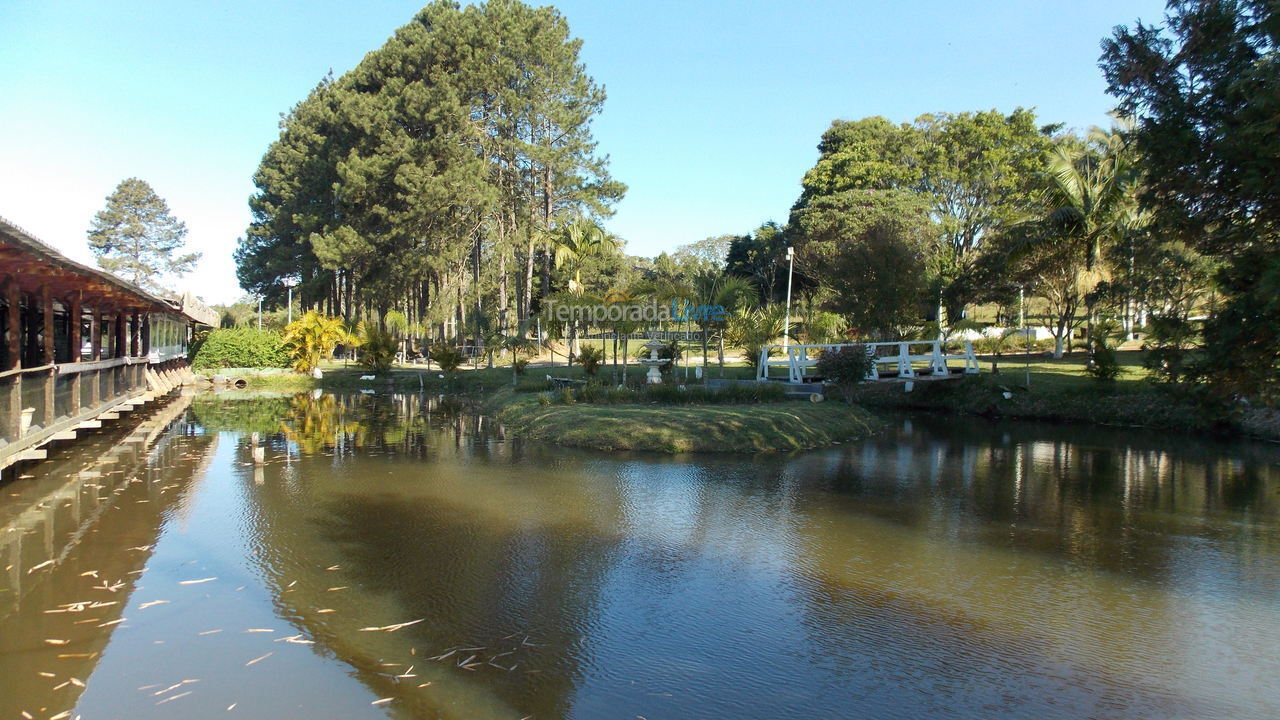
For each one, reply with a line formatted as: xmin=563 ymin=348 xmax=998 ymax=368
xmin=757 ymin=340 xmax=980 ymax=384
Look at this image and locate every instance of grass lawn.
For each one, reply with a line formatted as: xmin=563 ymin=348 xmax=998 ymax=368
xmin=490 ymin=389 xmax=880 ymax=453
xmin=973 ymin=349 xmax=1150 ymax=393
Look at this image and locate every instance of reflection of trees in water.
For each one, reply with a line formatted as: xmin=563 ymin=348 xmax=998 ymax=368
xmin=233 ymin=397 xmax=617 ymax=719
xmin=788 ymin=414 xmax=1280 ymax=591
xmin=202 ymin=392 xmax=505 ymax=462
xmin=203 ymin=394 xmax=1280 ymax=718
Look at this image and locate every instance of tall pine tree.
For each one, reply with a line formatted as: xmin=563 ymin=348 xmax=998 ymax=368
xmin=87 ymin=177 xmax=200 ymax=293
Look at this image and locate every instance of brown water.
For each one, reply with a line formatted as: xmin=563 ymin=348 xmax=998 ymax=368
xmin=1 ymin=391 xmax=1278 ymax=719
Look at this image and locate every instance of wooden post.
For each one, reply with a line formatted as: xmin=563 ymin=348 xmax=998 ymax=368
xmin=68 ymin=291 xmax=82 ymax=363
xmin=115 ymin=313 xmax=126 ymax=359
xmin=40 ymin=284 xmax=53 ymax=364
xmin=141 ymin=313 xmax=150 ymax=356
xmin=68 ymin=292 xmax=82 ymax=414
xmin=130 ymin=310 xmax=140 ymax=358
xmin=91 ymin=310 xmax=101 ymax=361
xmin=3 ymin=276 xmax=18 ymax=371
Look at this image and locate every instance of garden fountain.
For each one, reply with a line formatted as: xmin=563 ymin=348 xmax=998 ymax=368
xmin=636 ymin=333 xmax=667 ymax=384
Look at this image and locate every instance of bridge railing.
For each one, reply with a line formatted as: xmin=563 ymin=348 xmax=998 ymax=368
xmin=0 ymin=358 xmax=151 ymax=468
xmin=756 ymin=340 xmax=979 ymax=383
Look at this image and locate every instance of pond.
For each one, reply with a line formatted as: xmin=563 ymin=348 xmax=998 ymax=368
xmin=1 ymin=391 xmax=1278 ymax=719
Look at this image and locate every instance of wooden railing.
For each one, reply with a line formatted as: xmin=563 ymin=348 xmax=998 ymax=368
xmin=0 ymin=357 xmax=151 ymax=468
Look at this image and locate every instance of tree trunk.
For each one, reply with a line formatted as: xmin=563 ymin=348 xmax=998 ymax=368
xmin=498 ymin=250 xmax=509 ymax=332
xmin=702 ymin=327 xmax=709 ymax=376
xmin=523 ymin=237 xmax=534 ymax=321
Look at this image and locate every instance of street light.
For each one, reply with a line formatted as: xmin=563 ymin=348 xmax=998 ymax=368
xmin=257 ymin=295 xmax=263 ymax=330
xmin=282 ymin=277 xmax=297 ymax=325
xmin=1018 ymin=283 xmax=1030 ymax=389
xmin=782 ymin=246 xmax=795 ymax=350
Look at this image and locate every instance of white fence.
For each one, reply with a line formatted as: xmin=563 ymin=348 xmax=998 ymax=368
xmin=756 ymin=340 xmax=980 ymax=383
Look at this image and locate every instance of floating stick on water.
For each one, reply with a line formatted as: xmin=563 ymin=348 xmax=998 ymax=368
xmin=372 ymin=698 xmax=394 ymax=706
xmin=155 ymin=690 xmax=192 ymax=705
xmin=357 ymin=619 xmax=424 ymax=633
xmin=244 ymin=652 xmax=273 ymax=666
xmin=139 ymin=600 xmax=169 ymax=609
xmin=179 ymin=577 xmax=217 ymax=585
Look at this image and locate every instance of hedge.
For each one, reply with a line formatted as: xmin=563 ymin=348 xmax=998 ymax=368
xmin=190 ymin=328 xmax=290 ymax=370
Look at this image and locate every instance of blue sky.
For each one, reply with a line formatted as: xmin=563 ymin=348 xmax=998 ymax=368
xmin=0 ymin=0 xmax=1167 ymax=303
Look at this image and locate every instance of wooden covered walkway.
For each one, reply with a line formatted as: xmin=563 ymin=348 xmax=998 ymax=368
xmin=0 ymin=217 xmax=216 ymax=473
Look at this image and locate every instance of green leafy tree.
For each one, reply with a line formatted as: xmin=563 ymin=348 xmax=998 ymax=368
xmin=87 ymin=178 xmax=200 ymax=292
xmin=239 ymin=0 xmax=623 ymax=335
xmin=1102 ymin=0 xmax=1280 ymax=399
xmin=790 ymin=190 xmax=936 ymax=337
xmin=791 ymin=110 xmax=1053 ymax=321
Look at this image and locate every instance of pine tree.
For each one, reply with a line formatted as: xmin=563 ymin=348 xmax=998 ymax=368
xmin=87 ymin=178 xmax=200 ymax=293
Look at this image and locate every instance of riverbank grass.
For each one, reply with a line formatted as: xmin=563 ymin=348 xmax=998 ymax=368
xmin=490 ymin=389 xmax=880 ymax=453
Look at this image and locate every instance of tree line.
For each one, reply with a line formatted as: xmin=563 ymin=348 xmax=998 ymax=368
xmin=235 ymin=0 xmax=622 ymax=339
xmin=233 ymin=0 xmax=1278 ymax=399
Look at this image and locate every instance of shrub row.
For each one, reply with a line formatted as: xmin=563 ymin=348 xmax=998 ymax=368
xmin=191 ymin=328 xmax=290 ymax=370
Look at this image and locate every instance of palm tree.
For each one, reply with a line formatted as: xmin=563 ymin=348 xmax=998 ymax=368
xmin=499 ymin=320 xmax=542 ymax=386
xmin=689 ymin=271 xmax=757 ymax=376
xmin=726 ymin=305 xmax=789 ymax=371
xmin=1007 ymin=124 xmax=1145 ymax=358
xmin=283 ymin=310 xmax=348 ymax=373
xmin=550 ymin=218 xmax=619 ymax=359
xmin=551 ymin=218 xmax=618 ymax=291
xmin=1043 ymin=125 xmax=1138 ymax=271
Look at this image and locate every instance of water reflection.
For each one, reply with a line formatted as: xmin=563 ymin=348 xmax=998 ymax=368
xmin=0 ymin=393 xmax=212 ymax=719
xmin=2 ymin=392 xmax=1278 ymax=719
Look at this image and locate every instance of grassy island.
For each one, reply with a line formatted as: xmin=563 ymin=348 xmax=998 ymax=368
xmin=488 ymin=389 xmax=880 ymax=454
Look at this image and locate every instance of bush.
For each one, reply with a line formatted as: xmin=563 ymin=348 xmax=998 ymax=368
xmin=358 ymin=326 xmax=397 ymax=373
xmin=1086 ymin=341 xmax=1121 ymax=381
xmin=429 ymin=343 xmax=466 ymax=373
xmin=1082 ymin=320 xmax=1122 ymax=382
xmin=191 ymin=328 xmax=289 ymax=370
xmin=513 ymin=357 xmax=530 ymax=375
xmin=816 ymin=345 xmax=871 ymax=402
xmin=1143 ymin=315 xmax=1197 ymax=383
xmin=283 ymin=311 xmax=348 ymax=373
xmin=578 ymin=346 xmax=604 ymax=376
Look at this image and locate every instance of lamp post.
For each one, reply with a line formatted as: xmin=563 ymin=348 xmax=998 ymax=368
xmin=257 ymin=295 xmax=263 ymax=330
xmin=282 ymin=277 xmax=297 ymax=325
xmin=1018 ymin=283 xmax=1030 ymax=389
xmin=782 ymin=246 xmax=794 ymax=349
